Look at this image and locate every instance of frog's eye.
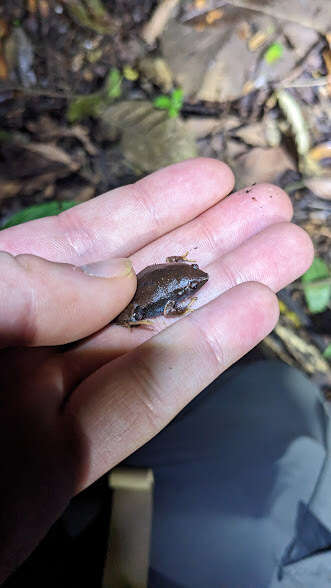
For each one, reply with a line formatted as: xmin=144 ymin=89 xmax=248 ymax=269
xmin=132 ymin=306 xmax=143 ymax=321
xmin=190 ymin=280 xmax=199 ymax=289
xmin=177 ymin=289 xmax=184 ymax=296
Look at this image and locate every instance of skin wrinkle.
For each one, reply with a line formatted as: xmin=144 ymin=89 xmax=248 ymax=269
xmin=128 ymin=181 xmax=166 ymax=242
xmin=10 ymin=255 xmax=38 ymax=346
xmin=124 ymin=351 xmax=169 ymax=430
xmin=188 ymin=311 xmax=226 ymax=368
xmin=214 ymin=256 xmax=242 ymax=292
xmin=195 ymin=210 xmax=221 ymax=255
xmin=56 ymin=209 xmax=98 ymax=260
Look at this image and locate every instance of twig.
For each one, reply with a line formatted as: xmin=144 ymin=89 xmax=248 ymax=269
xmin=280 ymin=76 xmax=331 ymax=89
xmin=276 ymin=40 xmax=325 ymax=87
xmin=0 ymin=85 xmax=75 ymax=99
xmin=141 ymin=0 xmax=180 ymax=45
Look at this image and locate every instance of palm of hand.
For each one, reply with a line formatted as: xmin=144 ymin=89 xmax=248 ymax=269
xmin=0 ymin=159 xmax=313 ymax=580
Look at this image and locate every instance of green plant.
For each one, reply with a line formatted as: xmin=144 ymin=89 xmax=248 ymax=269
xmin=264 ymin=42 xmax=284 ymax=64
xmin=153 ymin=88 xmax=184 ymax=118
xmin=2 ymin=201 xmax=77 ymax=229
xmin=67 ymin=67 xmax=122 ymax=123
xmin=301 ymin=257 xmax=330 ymax=314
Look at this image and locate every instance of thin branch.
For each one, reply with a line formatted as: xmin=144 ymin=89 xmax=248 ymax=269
xmin=280 ymin=75 xmax=331 ymax=89
xmin=0 ymin=85 xmax=76 ymax=99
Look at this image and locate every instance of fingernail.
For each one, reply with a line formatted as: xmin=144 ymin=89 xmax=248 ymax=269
xmin=79 ymin=258 xmax=133 ymax=278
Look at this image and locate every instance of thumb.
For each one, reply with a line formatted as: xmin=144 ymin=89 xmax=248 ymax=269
xmin=0 ymin=252 xmax=136 ymax=347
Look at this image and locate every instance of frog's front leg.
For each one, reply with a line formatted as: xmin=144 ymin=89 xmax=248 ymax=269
xmin=166 ymin=251 xmax=196 ymax=263
xmin=164 ymin=297 xmax=198 ymax=317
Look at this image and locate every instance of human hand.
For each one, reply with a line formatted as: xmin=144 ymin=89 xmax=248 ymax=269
xmin=0 ymin=158 xmax=313 ymax=581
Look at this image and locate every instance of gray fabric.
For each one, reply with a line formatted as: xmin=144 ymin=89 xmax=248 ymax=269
xmin=125 ymin=361 xmax=331 ymax=588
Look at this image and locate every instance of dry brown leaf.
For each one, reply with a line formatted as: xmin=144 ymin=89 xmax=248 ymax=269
xmin=307 ymin=141 xmax=331 ymax=163
xmin=248 ymin=30 xmax=268 ymax=51
xmin=27 ymin=143 xmax=80 ymax=171
xmin=139 ymin=57 xmax=173 ymax=92
xmin=275 ymin=324 xmax=330 ymax=376
xmin=304 ymin=176 xmax=331 ymax=201
xmin=4 ymin=27 xmax=36 ymax=87
xmin=322 ymin=49 xmax=331 ymax=96
xmin=23 ymin=172 xmax=61 ymax=195
xmin=0 ymin=19 xmax=8 ymax=39
xmin=74 ymin=185 xmax=96 ymax=202
xmin=206 ymin=9 xmax=224 ymax=25
xmin=232 ymin=122 xmax=268 ymax=147
xmin=184 ymin=117 xmax=224 ymax=139
xmin=27 ymin=0 xmax=38 ymax=13
xmin=0 ymin=180 xmax=22 ymax=200
xmin=233 ymin=146 xmax=295 ymax=188
xmin=226 ymin=139 xmax=247 ymax=160
xmin=101 ymin=101 xmax=197 ymax=173
xmin=226 ymin=0 xmax=331 ymax=33
xmin=39 ymin=0 xmax=49 ymax=18
xmin=184 ymin=114 xmax=242 ymax=140
xmin=0 ymin=50 xmax=7 ymax=80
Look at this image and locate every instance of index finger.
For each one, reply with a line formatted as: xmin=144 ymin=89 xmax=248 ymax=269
xmin=0 ymin=159 xmax=234 ymax=265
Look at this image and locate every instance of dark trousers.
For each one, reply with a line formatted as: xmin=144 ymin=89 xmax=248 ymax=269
xmin=125 ymin=360 xmax=331 ymax=587
xmin=5 ymin=361 xmax=331 ymax=587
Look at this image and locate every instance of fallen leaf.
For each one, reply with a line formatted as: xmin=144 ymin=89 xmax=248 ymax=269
xmin=0 ymin=180 xmax=22 ymax=200
xmin=276 ymin=89 xmax=311 ymax=164
xmin=226 ymin=0 xmax=331 ymax=33
xmin=139 ymin=57 xmax=173 ymax=92
xmin=64 ymin=0 xmax=119 ymax=35
xmin=0 ymin=50 xmax=7 ymax=80
xmin=162 ymin=6 xmax=297 ymax=103
xmin=4 ymin=27 xmax=36 ymax=87
xmin=304 ymin=176 xmax=331 ymax=200
xmin=248 ymin=30 xmax=268 ymax=51
xmin=101 ymin=101 xmax=197 ymax=173
xmin=233 ymin=146 xmax=295 ymax=188
xmin=232 ymin=122 xmax=268 ymax=147
xmin=275 ymin=323 xmax=330 ymax=375
xmin=184 ymin=117 xmax=226 ymax=139
xmin=2 ymin=201 xmax=77 ymax=229
xmin=283 ymin=22 xmax=319 ymax=57
xmin=302 ymin=257 xmax=330 ymax=314
xmin=27 ymin=143 xmax=80 ymax=171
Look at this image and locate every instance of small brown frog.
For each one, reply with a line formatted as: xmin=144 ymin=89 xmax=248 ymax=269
xmin=113 ymin=253 xmax=208 ymax=327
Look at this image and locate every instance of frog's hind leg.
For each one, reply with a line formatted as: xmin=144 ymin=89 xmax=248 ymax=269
xmin=166 ymin=251 xmax=196 ymax=263
xmin=127 ymin=319 xmax=155 ymax=329
xmin=164 ymin=297 xmax=198 ymax=317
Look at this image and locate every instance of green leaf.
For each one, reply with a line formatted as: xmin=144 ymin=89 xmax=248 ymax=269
xmin=264 ymin=42 xmax=284 ymax=64
xmin=302 ymin=258 xmax=329 ymax=283
xmin=67 ymin=94 xmax=105 ymax=123
xmin=170 ymin=88 xmax=184 ymax=110
xmin=67 ymin=68 xmax=121 ymax=123
xmin=105 ymin=67 xmax=122 ymax=99
xmin=153 ymin=95 xmax=172 ymax=109
xmin=2 ymin=201 xmax=77 ymax=229
xmin=168 ymin=106 xmax=178 ymax=118
xmin=323 ymin=344 xmax=331 ymax=360
xmin=302 ymin=257 xmax=330 ymax=314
